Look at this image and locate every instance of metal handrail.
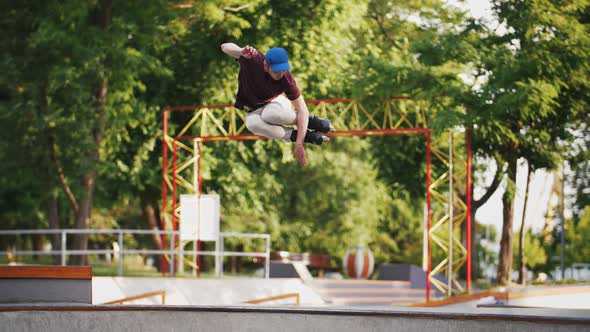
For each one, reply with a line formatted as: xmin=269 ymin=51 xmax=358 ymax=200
xmin=243 ymin=292 xmax=300 ymax=305
xmin=0 ymin=229 xmax=271 ymax=278
xmin=102 ymin=290 xmax=166 ymax=305
xmin=0 ymin=229 xmax=177 ymax=235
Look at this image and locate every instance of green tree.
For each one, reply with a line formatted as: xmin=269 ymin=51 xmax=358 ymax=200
xmin=568 ymin=206 xmax=590 ymax=266
xmin=349 ymin=0 xmax=487 ymax=272
xmin=275 ymin=139 xmax=393 ymax=264
xmin=467 ymin=0 xmax=590 ymax=285
xmin=0 ymin=0 xmax=181 ymax=264
xmin=570 ymin=153 xmax=590 ymax=222
xmin=476 ymin=222 xmax=498 ymax=280
xmin=512 ymin=229 xmax=547 ymax=275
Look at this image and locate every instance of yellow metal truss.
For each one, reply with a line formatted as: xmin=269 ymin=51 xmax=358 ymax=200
xmin=162 ymin=98 xmax=469 ymax=296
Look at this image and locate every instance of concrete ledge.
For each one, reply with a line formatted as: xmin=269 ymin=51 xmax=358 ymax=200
xmin=0 ymin=266 xmax=92 ymax=304
xmin=0 ymin=279 xmax=92 ymax=304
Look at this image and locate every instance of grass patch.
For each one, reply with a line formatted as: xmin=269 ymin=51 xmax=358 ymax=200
xmin=1 ymin=254 xmax=261 ymax=278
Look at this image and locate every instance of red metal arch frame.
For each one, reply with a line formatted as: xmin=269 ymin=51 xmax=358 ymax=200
xmin=161 ymin=98 xmax=473 ymax=301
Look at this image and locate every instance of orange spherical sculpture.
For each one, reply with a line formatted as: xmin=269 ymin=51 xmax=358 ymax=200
xmin=343 ymin=246 xmax=374 ymax=279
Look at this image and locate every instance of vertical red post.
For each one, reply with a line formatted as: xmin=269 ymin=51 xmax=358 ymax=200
xmin=466 ymin=129 xmax=473 ymax=291
xmin=426 ymin=130 xmax=432 ymax=301
xmin=161 ymin=110 xmax=168 ymax=275
xmin=197 ymin=140 xmax=203 ymax=278
xmin=172 ymin=141 xmax=178 ymax=276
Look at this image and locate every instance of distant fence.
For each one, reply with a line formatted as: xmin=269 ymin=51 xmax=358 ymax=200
xmin=552 ymin=263 xmax=590 ymax=281
xmin=0 ymin=229 xmax=270 ymax=278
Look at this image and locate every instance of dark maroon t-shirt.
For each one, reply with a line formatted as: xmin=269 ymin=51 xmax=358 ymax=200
xmin=234 ymin=51 xmax=300 ymax=110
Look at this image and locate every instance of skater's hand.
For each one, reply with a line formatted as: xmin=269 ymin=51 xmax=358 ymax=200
xmin=241 ymin=46 xmax=256 ymax=59
xmin=294 ymin=144 xmax=306 ymax=168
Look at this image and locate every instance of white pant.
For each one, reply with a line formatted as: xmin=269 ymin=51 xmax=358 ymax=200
xmin=245 ymin=95 xmax=297 ymax=142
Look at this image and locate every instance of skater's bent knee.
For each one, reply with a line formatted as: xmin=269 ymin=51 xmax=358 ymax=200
xmin=246 ymin=118 xmax=265 ymax=135
xmin=261 ymin=102 xmax=295 ymax=125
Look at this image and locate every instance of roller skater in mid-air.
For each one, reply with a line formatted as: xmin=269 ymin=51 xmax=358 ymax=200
xmin=221 ymin=43 xmax=335 ymax=168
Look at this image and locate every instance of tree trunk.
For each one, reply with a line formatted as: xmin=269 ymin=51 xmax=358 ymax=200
xmin=72 ymin=172 xmax=98 ymax=266
xmin=142 ymin=200 xmax=163 ymax=270
xmin=143 ymin=201 xmax=163 ymax=249
xmin=71 ymin=0 xmax=111 ymax=266
xmin=497 ymin=148 xmax=518 ymax=286
xmin=230 ymin=244 xmax=245 ymax=274
xmin=517 ymin=163 xmax=532 ymax=285
xmin=48 ymin=191 xmax=62 ymax=265
xmin=32 ymin=234 xmax=44 ymax=262
xmin=231 ymin=256 xmax=238 ymax=274
xmin=461 ymin=161 xmax=504 ymax=279
xmin=41 ymin=76 xmax=66 ymax=266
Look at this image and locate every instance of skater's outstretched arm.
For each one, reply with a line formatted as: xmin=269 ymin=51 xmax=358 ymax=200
xmin=292 ymin=95 xmax=310 ymax=168
xmin=221 ymin=43 xmax=257 ymax=59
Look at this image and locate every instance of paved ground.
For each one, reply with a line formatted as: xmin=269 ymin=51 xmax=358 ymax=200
xmin=1 ymin=304 xmax=589 ymax=332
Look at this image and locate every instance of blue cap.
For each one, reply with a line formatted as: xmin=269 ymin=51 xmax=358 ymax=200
xmin=265 ymin=47 xmax=291 ymax=72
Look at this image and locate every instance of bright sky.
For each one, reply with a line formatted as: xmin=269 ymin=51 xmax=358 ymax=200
xmin=475 ymin=159 xmax=557 ymax=234
xmin=458 ymin=0 xmax=493 ymax=19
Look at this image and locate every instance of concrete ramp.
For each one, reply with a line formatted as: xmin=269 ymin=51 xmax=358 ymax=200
xmin=0 ymin=305 xmax=588 ymax=332
xmin=412 ymin=285 xmax=590 ymax=310
xmin=93 ymin=277 xmax=325 ymax=305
